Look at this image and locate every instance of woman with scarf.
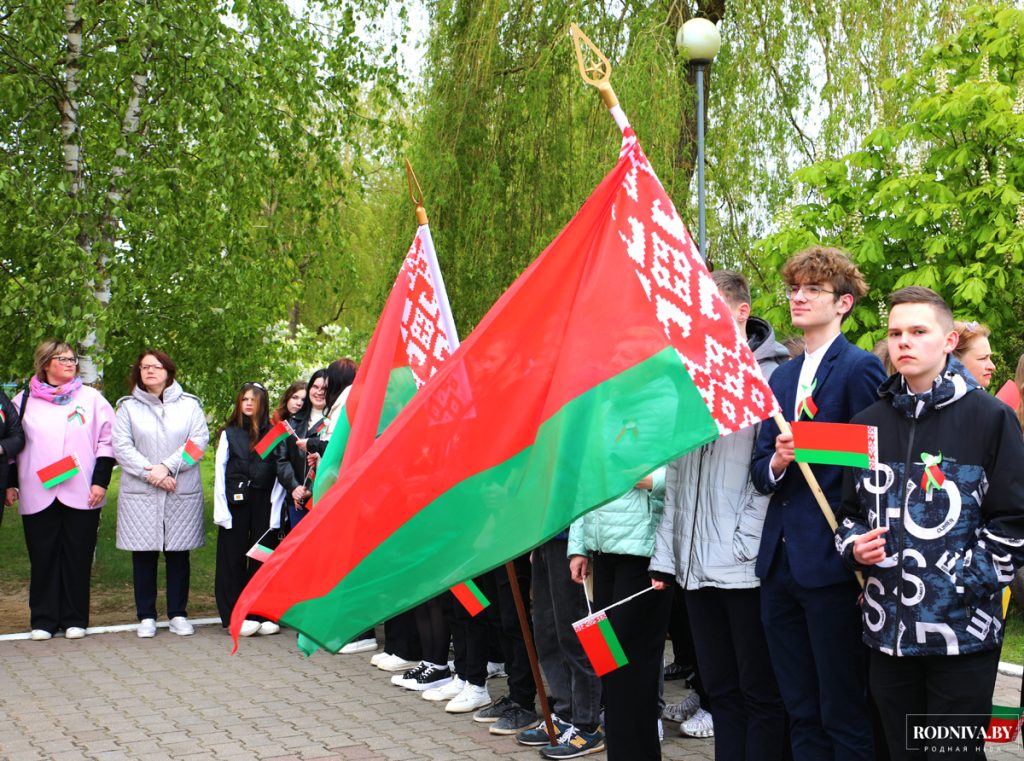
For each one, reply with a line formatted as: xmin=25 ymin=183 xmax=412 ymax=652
xmin=5 ymin=340 xmax=115 ymax=641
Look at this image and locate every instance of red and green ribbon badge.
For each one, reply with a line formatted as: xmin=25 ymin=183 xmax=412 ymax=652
xmin=0 ymin=408 xmax=5 ymax=424
xmin=920 ymin=451 xmax=945 ymax=495
xmin=67 ymin=405 xmax=86 ymax=425
xmin=798 ymin=378 xmax=818 ymax=420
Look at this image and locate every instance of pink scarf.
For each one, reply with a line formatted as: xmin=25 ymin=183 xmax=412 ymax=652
xmin=30 ymin=375 xmax=83 ymax=406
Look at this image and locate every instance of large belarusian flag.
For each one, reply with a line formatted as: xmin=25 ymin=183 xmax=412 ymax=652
xmin=311 ymin=223 xmax=458 ymax=504
xmin=231 ymin=112 xmax=779 ymax=652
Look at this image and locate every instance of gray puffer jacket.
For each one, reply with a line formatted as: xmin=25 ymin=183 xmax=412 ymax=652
xmin=113 ymin=382 xmax=209 ymax=551
xmin=649 ymin=316 xmax=790 ymax=589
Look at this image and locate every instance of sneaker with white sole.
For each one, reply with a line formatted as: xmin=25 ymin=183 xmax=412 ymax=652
xmin=539 ymin=725 xmax=606 ymax=758
xmin=137 ymin=619 xmax=157 ymax=638
xmin=681 ymin=707 xmax=714 ymax=738
xmin=339 ymin=637 xmax=377 ymax=654
xmin=391 ymin=662 xmax=428 ymax=687
xmin=258 ymin=621 xmax=280 ymax=636
xmin=445 ymin=682 xmax=492 ymax=713
xmin=378 ymin=654 xmax=419 ymax=672
xmin=473 ymin=695 xmax=514 ymax=723
xmin=486 ymin=661 xmax=506 ymax=679
xmin=168 ymin=616 xmax=194 ymax=636
xmin=30 ymin=629 xmax=52 ymax=641
xmin=404 ymin=663 xmax=453 ymax=692
xmin=64 ymin=627 xmax=86 ymax=639
xmin=424 ymin=676 xmax=465 ymax=702
xmin=239 ymin=620 xmax=261 ymax=637
xmin=370 ymin=651 xmax=391 ymax=667
xmin=663 ymin=691 xmax=700 ymax=723
xmin=489 ymin=703 xmax=540 ymax=735
xmin=516 ymin=715 xmax=573 ymax=746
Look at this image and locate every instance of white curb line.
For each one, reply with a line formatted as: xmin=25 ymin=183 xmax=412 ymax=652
xmin=0 ymin=617 xmax=222 ymax=641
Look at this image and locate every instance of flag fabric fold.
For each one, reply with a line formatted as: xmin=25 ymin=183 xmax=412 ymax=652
xmin=231 ymin=119 xmax=779 ymax=652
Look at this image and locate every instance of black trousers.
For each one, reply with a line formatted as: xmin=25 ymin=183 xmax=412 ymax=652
xmin=384 ymin=609 xmax=421 ymax=662
xmin=132 ymin=550 xmax=190 ymax=620
xmin=21 ymin=500 xmax=100 ymax=633
xmin=869 ymin=647 xmax=1000 ymax=761
xmin=592 ymin=552 xmax=672 ymax=761
xmin=685 ymin=586 xmax=785 ymax=761
xmin=480 ymin=555 xmax=535 ymax=709
xmin=215 ymin=489 xmax=271 ymax=626
xmin=414 ymin=594 xmax=452 ymax=665
xmin=452 ymin=573 xmax=492 ymax=686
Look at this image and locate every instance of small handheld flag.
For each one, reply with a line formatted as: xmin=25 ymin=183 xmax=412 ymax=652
xmin=573 ymin=611 xmax=628 ymax=676
xmin=38 ymin=454 xmax=81 ymax=489
xmin=255 ymin=421 xmax=293 ymax=460
xmin=181 ymin=439 xmax=204 ymax=466
xmin=987 ymin=705 xmax=1024 ymax=744
xmin=247 ymin=528 xmax=280 ymax=564
xmin=451 ymin=580 xmax=490 ymax=617
xmin=792 ymin=421 xmax=878 ymax=469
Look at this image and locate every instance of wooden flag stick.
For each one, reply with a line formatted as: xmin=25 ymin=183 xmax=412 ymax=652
xmin=405 ymin=159 xmax=428 ymax=225
xmin=773 ymin=413 xmax=864 ymax=588
xmin=505 ymin=560 xmax=559 ymax=746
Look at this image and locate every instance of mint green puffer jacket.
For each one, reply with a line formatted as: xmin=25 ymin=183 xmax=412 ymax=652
xmin=567 ymin=468 xmax=666 ymax=559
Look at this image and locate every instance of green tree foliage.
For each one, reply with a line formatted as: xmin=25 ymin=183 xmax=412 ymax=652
xmin=0 ymin=0 xmax=399 ymax=406
xmin=754 ymin=4 xmax=1024 ymax=370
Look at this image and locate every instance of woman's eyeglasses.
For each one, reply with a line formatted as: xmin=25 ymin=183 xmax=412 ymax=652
xmin=52 ymin=356 xmax=79 ymax=366
xmin=139 ymin=364 xmax=164 ymax=371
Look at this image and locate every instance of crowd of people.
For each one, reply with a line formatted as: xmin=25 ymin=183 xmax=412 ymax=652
xmin=3 ymin=245 xmax=1024 ymax=761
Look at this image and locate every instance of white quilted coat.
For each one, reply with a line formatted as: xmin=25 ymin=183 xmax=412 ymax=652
xmin=113 ymin=382 xmax=209 ymax=551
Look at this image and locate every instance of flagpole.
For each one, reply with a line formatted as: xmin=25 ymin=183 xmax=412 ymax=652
xmin=504 ymin=560 xmax=559 ymax=746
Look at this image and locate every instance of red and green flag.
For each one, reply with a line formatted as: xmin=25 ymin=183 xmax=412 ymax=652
xmin=308 ymin=417 xmax=327 ymax=437
xmin=995 ymin=379 xmax=1021 ymax=411
xmin=181 ymin=439 xmax=204 ymax=466
xmin=37 ymin=454 xmax=81 ymax=489
xmin=987 ymin=705 xmax=1024 ymax=743
xmin=230 ymin=109 xmax=779 ymax=653
xmin=792 ymin=421 xmax=878 ymax=469
xmin=451 ymin=579 xmax=490 ymax=617
xmin=573 ymin=611 xmax=628 ymax=676
xmin=254 ymin=421 xmax=292 ymax=460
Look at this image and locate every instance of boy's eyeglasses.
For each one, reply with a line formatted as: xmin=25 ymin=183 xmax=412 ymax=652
xmin=784 ymin=284 xmax=836 ymax=301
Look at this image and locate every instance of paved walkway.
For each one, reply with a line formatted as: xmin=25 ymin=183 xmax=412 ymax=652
xmin=0 ymin=623 xmax=1022 ymax=760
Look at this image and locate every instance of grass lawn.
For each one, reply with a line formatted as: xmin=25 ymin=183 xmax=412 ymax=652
xmin=0 ymin=459 xmax=220 ymax=633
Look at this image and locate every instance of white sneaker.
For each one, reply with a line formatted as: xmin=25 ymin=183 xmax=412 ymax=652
xmin=658 ymin=718 xmax=664 ymax=742
xmin=377 ymin=653 xmax=419 ymax=672
xmin=258 ymin=621 xmax=280 ymax=636
xmin=339 ymin=637 xmax=377 ymax=654
xmin=445 ymin=682 xmax=492 ymax=714
xmin=137 ymin=619 xmax=157 ymax=638
xmin=663 ymin=691 xmax=700 ymax=723
xmin=239 ymin=620 xmax=261 ymax=637
xmin=681 ymin=708 xmax=714 ymax=738
xmin=168 ymin=616 xmax=194 ymax=636
xmin=370 ymin=651 xmax=391 ymax=667
xmin=423 ymin=676 xmax=466 ymax=702
xmin=30 ymin=629 xmax=52 ymax=641
xmin=64 ymin=627 xmax=86 ymax=639
xmin=486 ymin=661 xmax=506 ymax=679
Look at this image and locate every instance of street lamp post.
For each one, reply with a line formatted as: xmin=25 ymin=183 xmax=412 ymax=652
xmin=677 ymin=17 xmax=721 ymax=263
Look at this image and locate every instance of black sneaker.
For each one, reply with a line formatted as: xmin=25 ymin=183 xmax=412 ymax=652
xmin=473 ymin=695 xmax=514 ymax=723
xmin=489 ymin=703 xmax=540 ymax=735
xmin=404 ymin=664 xmax=453 ymax=692
xmin=390 ymin=661 xmax=428 ymax=688
xmin=664 ymin=661 xmax=695 ymax=682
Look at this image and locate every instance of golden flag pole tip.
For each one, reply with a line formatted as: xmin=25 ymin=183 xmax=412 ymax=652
xmin=570 ymin=22 xmax=618 ymax=109
xmin=404 ymin=158 xmax=428 ymax=224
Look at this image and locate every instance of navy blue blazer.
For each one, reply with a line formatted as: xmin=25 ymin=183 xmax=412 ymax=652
xmin=751 ymin=333 xmax=886 ymax=588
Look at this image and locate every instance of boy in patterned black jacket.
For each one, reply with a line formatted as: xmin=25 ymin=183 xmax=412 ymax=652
xmin=836 ymin=286 xmax=1024 ymax=760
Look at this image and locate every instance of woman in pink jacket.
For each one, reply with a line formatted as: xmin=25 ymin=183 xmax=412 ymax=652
xmin=5 ymin=340 xmax=115 ymax=641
